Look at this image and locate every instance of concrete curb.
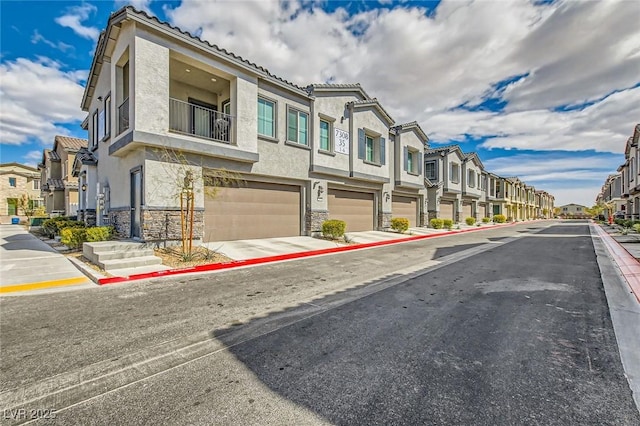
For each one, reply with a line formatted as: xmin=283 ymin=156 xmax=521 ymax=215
xmin=67 ymin=256 xmax=107 ymax=284
xmin=98 ymin=220 xmax=529 ymax=286
xmin=593 ymin=224 xmax=640 ymax=304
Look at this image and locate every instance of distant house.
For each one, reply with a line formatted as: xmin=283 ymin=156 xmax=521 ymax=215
xmin=0 ymin=163 xmax=43 ymax=223
xmin=558 ymin=203 xmax=589 ymax=218
xmin=38 ymin=135 xmax=88 ymax=216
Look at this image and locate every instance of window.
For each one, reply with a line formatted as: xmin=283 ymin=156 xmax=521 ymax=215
xmin=92 ymin=110 xmax=98 ymax=148
xmin=450 ymin=163 xmax=460 ymax=183
xmin=257 ymin=97 xmax=276 ymax=138
xmin=9 ymin=177 xmax=16 ymax=187
xmin=403 ymin=147 xmax=421 ymax=174
xmin=319 ymin=119 xmax=331 ymax=151
xmin=468 ymin=169 xmax=475 ymax=187
xmin=357 ymin=128 xmax=385 ymax=165
xmin=98 ymin=108 xmax=105 ymax=141
xmin=33 ymin=179 xmax=40 ymax=190
xmin=425 ymin=161 xmax=437 ymax=180
xmin=104 ymin=94 xmax=111 ymax=139
xmin=222 ymin=100 xmax=231 ymax=116
xmin=365 ymin=135 xmax=375 ymax=162
xmin=287 ymin=108 xmax=308 ymax=145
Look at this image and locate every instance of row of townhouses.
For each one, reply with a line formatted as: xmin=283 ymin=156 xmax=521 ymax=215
xmin=0 ymin=163 xmax=43 ymax=223
xmin=32 ymin=6 xmax=554 ymax=243
xmin=598 ymin=124 xmax=640 ymax=219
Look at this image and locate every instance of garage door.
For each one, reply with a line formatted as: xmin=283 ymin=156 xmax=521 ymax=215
xmin=392 ymin=195 xmax=418 ymax=227
xmin=462 ymin=202 xmax=472 ymax=220
xmin=328 ymin=189 xmax=374 ymax=232
xmin=204 ymin=181 xmax=301 ymax=242
xmin=440 ymin=201 xmax=454 ymax=220
xmin=479 ymin=204 xmax=487 ymax=219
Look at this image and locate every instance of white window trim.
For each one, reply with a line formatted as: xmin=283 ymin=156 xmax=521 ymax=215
xmin=286 ymin=106 xmax=309 ymax=146
xmin=451 ymin=163 xmax=460 ymax=184
xmin=318 ymin=114 xmax=335 ymax=153
xmin=257 ymin=96 xmax=278 ymax=141
xmin=425 ymin=160 xmax=437 ymax=180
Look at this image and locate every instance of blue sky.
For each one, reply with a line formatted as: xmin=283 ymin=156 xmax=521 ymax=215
xmin=1 ymin=0 xmax=638 ymax=206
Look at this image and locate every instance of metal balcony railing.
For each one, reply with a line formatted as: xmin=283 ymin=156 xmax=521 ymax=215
xmin=169 ymin=98 xmax=233 ymax=144
xmin=118 ymin=97 xmax=130 ymax=135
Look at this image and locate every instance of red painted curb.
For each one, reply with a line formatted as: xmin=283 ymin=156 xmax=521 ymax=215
xmin=593 ymin=224 xmax=640 ymax=304
xmin=98 ymin=221 xmax=526 ymax=285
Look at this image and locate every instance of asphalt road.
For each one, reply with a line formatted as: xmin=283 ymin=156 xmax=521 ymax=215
xmin=1 ymin=221 xmax=638 ymax=425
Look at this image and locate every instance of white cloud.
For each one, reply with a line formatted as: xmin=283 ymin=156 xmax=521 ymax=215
xmin=115 ymin=0 xmax=152 ymax=13
xmin=31 ymin=30 xmax=74 ymax=53
xmin=164 ymin=0 xmax=639 ymax=154
xmin=0 ymin=57 xmax=86 ymax=146
xmin=23 ymin=150 xmax=43 ymax=168
xmin=55 ymin=3 xmax=100 ymax=41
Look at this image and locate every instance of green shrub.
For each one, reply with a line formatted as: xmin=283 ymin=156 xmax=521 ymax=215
xmin=86 ymin=226 xmax=114 ymax=242
xmin=465 ymin=217 xmax=476 ymax=226
xmin=443 ymin=219 xmax=454 ymax=230
xmin=430 ymin=218 xmax=444 ymax=229
xmin=623 ymin=220 xmax=634 ymax=229
xmin=633 ymin=223 xmax=640 ymax=234
xmin=493 ymin=214 xmax=506 ymax=223
xmin=390 ymin=217 xmax=410 ymax=233
xmin=42 ymin=216 xmax=84 ymax=238
xmin=60 ymin=227 xmax=87 ymax=249
xmin=482 ymin=217 xmax=491 ymax=223
xmin=322 ymin=219 xmax=346 ymax=239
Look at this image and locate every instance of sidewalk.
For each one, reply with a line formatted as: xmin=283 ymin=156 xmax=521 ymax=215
xmin=0 ymin=225 xmax=94 ymax=296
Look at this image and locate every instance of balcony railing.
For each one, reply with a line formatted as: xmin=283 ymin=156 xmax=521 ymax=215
xmin=169 ymin=98 xmax=233 ymax=144
xmin=118 ymin=97 xmax=130 ymax=135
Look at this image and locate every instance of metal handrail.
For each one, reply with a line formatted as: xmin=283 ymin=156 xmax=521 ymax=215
xmin=169 ymin=98 xmax=233 ymax=144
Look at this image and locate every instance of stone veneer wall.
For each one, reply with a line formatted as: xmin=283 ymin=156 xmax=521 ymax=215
xmin=379 ymin=212 xmax=392 ymax=230
xmin=419 ymin=212 xmax=429 ymax=227
xmin=84 ymin=209 xmax=97 ymax=227
xmin=306 ymin=210 xmax=329 ymax=236
xmin=109 ymin=208 xmax=204 ymax=242
xmin=141 ymin=209 xmax=204 ymax=242
xmin=109 ymin=209 xmax=130 ymax=238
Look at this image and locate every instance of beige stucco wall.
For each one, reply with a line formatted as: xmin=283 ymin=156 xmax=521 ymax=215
xmin=311 ymin=94 xmax=352 ymax=173
xmin=135 ymin=36 xmax=169 ymax=135
xmin=0 ymin=169 xmax=42 ymax=217
xmin=395 ymin=129 xmax=424 ymax=186
xmin=444 ymin=151 xmax=463 ymax=193
xmin=462 ymin=160 xmax=482 ymax=198
xmin=351 ymin=107 xmax=391 ymax=180
xmin=144 ymin=158 xmax=204 ymax=209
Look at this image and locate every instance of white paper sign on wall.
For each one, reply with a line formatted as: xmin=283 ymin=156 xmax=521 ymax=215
xmin=335 ymin=128 xmax=349 ymax=155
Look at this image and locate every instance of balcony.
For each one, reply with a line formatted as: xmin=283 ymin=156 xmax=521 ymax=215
xmin=169 ymin=98 xmax=233 ymax=144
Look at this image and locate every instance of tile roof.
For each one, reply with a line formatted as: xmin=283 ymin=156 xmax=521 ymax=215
xmin=424 ymin=144 xmax=460 ymax=155
xmin=75 ymin=147 xmax=98 ymax=165
xmin=55 ymin=135 xmax=87 ymax=151
xmin=46 ymin=178 xmax=65 ymax=190
xmin=306 ymin=83 xmax=371 ymax=100
xmin=391 ymin=121 xmax=429 ymax=142
xmin=347 ymin=99 xmax=395 ymax=126
xmin=48 ymin=150 xmax=61 ymax=161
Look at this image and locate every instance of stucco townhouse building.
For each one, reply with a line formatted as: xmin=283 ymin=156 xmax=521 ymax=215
xmin=617 ymin=124 xmax=640 ymax=220
xmin=37 ymin=136 xmax=87 ymax=217
xmin=76 ymin=6 xmax=430 ymax=243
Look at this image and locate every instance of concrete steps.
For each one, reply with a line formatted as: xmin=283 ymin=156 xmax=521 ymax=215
xmin=83 ymin=241 xmax=163 ymax=272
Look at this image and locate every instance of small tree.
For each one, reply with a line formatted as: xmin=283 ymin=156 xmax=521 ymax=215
xmin=18 ymin=193 xmax=36 ymax=224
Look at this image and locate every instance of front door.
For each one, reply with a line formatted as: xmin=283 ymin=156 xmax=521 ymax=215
xmin=130 ymin=170 xmax=142 ymax=238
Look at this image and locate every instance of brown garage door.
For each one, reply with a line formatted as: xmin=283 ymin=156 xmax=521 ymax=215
xmin=204 ymin=181 xmax=300 ymax=242
xmin=392 ymin=195 xmax=418 ymax=227
xmin=479 ymin=204 xmax=487 ymax=219
xmin=462 ymin=202 xmax=472 ymax=220
xmin=440 ymin=201 xmax=454 ymax=220
xmin=328 ymin=189 xmax=374 ymax=232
